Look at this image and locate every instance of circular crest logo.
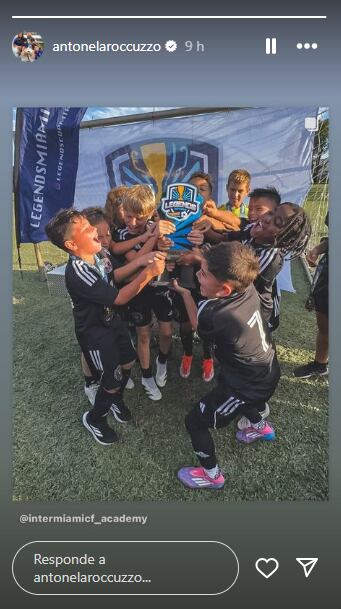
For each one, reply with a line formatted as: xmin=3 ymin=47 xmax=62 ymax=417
xmin=113 ymin=366 xmax=123 ymax=382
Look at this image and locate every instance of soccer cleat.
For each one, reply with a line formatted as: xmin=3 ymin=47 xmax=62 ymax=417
xmin=126 ymin=377 xmax=135 ymax=390
xmin=82 ymin=411 xmax=118 ymax=445
xmin=177 ymin=466 xmax=225 ymax=490
xmin=155 ymin=356 xmax=167 ymax=387
xmin=294 ymin=361 xmax=328 ymax=379
xmin=84 ymin=383 xmax=99 ymax=406
xmin=141 ymin=376 xmax=162 ymax=401
xmin=179 ymin=355 xmax=193 ymax=379
xmin=202 ymin=358 xmax=214 ymax=382
xmin=237 ymin=402 xmax=270 ymax=431
xmin=236 ymin=421 xmax=276 ymax=444
xmin=109 ymin=395 xmax=132 ymax=423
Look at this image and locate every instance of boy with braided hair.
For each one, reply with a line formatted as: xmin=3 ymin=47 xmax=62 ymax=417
xmin=178 ymin=202 xmax=311 ymax=431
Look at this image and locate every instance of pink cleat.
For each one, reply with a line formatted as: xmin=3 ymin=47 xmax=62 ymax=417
xmin=236 ymin=422 xmax=275 ymax=444
xmin=177 ymin=466 xmax=225 ymax=489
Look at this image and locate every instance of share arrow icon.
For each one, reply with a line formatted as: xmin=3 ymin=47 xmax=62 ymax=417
xmin=296 ymin=558 xmax=319 ymax=578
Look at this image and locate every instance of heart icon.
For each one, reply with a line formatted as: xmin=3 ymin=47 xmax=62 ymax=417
xmin=255 ymin=557 xmax=279 ymax=579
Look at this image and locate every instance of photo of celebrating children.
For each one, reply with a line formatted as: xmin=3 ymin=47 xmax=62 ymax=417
xmin=12 ymin=31 xmax=44 ymax=62
xmin=13 ymin=106 xmax=328 ymax=501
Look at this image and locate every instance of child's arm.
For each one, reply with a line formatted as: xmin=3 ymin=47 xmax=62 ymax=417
xmin=204 ymin=201 xmax=241 ymax=230
xmin=113 ymin=251 xmax=165 ymax=283
xmin=170 ymin=280 xmax=198 ymax=330
xmin=114 ymin=255 xmax=166 ymax=306
xmin=125 ymin=220 xmax=175 ymax=261
xmin=187 ymin=228 xmax=204 ymax=247
xmin=124 ymin=234 xmax=157 ymax=261
xmin=205 ymin=228 xmax=225 ymax=244
xmin=176 ymin=247 xmax=203 ymax=267
xmin=306 ymin=239 xmax=328 ymax=266
xmin=110 ymin=228 xmax=152 ymax=256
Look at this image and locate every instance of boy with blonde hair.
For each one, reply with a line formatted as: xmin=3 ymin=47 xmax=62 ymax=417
xmin=222 ymin=168 xmax=251 ymax=217
xmin=203 ymin=169 xmax=251 ymax=227
xmin=112 ymin=185 xmax=175 ymax=401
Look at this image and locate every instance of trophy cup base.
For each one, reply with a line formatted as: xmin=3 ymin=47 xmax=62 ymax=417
xmin=166 ymin=249 xmax=186 ymax=263
xmin=150 ymin=249 xmax=197 ymax=290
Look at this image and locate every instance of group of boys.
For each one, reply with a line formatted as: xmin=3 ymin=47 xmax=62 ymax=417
xmin=46 ymin=168 xmax=310 ymax=491
xmin=12 ymin=31 xmax=43 ymax=61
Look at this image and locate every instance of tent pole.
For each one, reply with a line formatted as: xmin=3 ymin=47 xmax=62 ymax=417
xmin=16 ymin=244 xmax=24 ymax=280
xmin=80 ymin=107 xmax=248 ymax=130
xmin=33 ymin=243 xmax=45 ymax=274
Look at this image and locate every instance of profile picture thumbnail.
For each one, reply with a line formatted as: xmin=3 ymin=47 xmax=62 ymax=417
xmin=12 ymin=31 xmax=44 ymax=62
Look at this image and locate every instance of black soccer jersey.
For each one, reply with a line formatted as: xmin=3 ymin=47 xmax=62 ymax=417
xmin=111 ymin=224 xmax=150 ymax=266
xmin=225 ymin=226 xmax=284 ymax=321
xmin=112 ymin=226 xmax=143 ymax=252
xmin=65 ymin=255 xmax=120 ymax=340
xmin=197 ymin=284 xmax=280 ymax=402
xmin=111 ymin=222 xmax=173 ymax=323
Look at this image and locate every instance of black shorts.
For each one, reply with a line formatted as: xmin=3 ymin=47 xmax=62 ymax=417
xmin=312 ymin=258 xmax=328 ymax=315
xmin=129 ymin=285 xmax=173 ymax=327
xmin=172 ymin=288 xmax=202 ymax=324
xmin=79 ymin=322 xmax=136 ymax=390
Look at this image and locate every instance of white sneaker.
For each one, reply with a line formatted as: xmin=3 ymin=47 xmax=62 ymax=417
xmin=84 ymin=383 xmax=99 ymax=406
xmin=155 ymin=357 xmax=167 ymax=387
xmin=237 ymin=403 xmax=270 ymax=430
xmin=126 ymin=377 xmax=135 ymax=390
xmin=141 ymin=376 xmax=162 ymax=401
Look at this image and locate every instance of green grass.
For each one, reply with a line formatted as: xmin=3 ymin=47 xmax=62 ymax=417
xmin=303 ymin=183 xmax=329 ymax=248
xmin=13 ymin=258 xmax=328 ymax=502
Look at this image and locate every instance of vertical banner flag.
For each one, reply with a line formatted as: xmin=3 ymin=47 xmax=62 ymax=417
xmin=15 ymin=107 xmax=86 ymax=244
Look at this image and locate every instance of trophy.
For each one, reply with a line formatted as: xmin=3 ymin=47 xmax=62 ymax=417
xmin=154 ymin=182 xmax=204 ymax=288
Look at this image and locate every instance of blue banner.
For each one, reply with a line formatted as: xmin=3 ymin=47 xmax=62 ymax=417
xmin=16 ymin=107 xmax=86 ymax=243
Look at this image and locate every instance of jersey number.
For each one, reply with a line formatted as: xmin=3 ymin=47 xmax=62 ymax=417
xmin=247 ymin=311 xmax=269 ymax=352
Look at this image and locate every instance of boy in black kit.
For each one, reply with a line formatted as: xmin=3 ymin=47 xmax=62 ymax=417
xmin=172 ymin=242 xmax=281 ymax=490
xmin=111 ymin=185 xmax=176 ymax=401
xmin=45 ymin=209 xmax=166 ymax=445
xmin=196 ymin=200 xmax=311 ymax=331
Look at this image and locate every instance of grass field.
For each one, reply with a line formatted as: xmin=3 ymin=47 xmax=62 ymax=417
xmin=303 ymin=183 xmax=329 ymax=249
xmin=13 ymin=249 xmax=328 ymax=502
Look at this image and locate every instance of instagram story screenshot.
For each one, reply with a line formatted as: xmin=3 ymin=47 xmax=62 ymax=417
xmin=1 ymin=1 xmax=340 ymax=607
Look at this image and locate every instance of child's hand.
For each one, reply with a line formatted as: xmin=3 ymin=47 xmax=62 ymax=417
xmin=156 ymin=219 xmax=176 ymax=237
xmin=148 ymin=254 xmax=166 ymax=277
xmin=169 ymin=278 xmax=190 ymax=296
xmin=193 ymin=217 xmax=213 ymax=233
xmin=203 ymin=199 xmax=218 ymax=217
xmin=139 ymin=251 xmax=166 ymax=267
xmin=176 ymin=251 xmax=199 ymax=266
xmin=157 ymin=235 xmax=174 ymax=252
xmin=306 ymin=246 xmax=319 ymax=267
xmin=140 ymin=222 xmax=157 ymax=242
xmin=187 ymin=228 xmax=204 ymax=246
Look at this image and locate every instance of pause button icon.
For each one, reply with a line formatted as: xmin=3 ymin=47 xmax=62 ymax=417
xmin=266 ymin=38 xmax=277 ymax=54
